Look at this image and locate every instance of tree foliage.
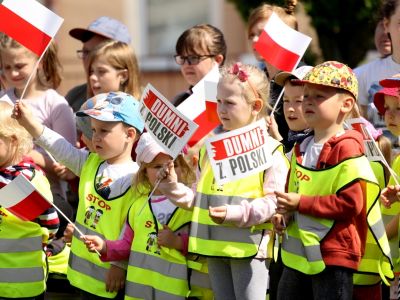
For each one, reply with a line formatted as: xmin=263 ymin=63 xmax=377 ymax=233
xmin=227 ymin=0 xmax=381 ymax=67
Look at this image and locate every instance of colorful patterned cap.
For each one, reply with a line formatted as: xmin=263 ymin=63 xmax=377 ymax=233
xmin=76 ymin=92 xmax=144 ymax=133
xmin=297 ymin=61 xmax=358 ymax=99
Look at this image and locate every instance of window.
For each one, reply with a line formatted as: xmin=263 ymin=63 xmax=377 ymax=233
xmin=134 ymin=0 xmax=222 ymax=70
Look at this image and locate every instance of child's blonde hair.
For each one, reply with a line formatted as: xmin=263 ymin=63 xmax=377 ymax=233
xmin=133 ymin=154 xmax=196 ymax=196
xmin=86 ymin=40 xmax=141 ymax=99
xmin=219 ymin=62 xmax=271 ymax=119
xmin=0 ymin=102 xmax=33 ymax=161
xmin=247 ymin=0 xmax=298 ymax=37
xmin=0 ymin=34 xmax=62 ymax=89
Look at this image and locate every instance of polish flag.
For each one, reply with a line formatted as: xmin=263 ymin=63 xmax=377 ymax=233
xmin=254 ymin=12 xmax=311 ymax=72
xmin=0 ymin=0 xmax=64 ymax=56
xmin=0 ymin=174 xmax=52 ymax=221
xmin=177 ymin=65 xmax=220 ymax=147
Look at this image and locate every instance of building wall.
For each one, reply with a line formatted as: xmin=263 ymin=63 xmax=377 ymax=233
xmin=51 ymin=0 xmax=248 ymax=101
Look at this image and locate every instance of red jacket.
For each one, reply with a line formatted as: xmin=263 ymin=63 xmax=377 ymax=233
xmin=294 ymin=130 xmax=367 ymax=271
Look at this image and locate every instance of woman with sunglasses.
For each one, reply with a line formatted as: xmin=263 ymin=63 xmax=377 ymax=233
xmin=172 ymin=24 xmax=227 ymax=107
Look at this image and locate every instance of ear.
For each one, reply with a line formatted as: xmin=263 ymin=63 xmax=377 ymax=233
xmin=126 ymin=127 xmax=137 ymax=141
xmin=340 ymin=95 xmax=355 ymax=114
xmin=119 ymin=69 xmax=129 ymax=84
xmin=214 ymin=54 xmax=224 ymax=65
xmin=252 ymin=98 xmax=263 ymax=114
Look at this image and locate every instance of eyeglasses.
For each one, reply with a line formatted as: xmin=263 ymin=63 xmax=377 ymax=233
xmin=174 ymin=55 xmax=214 ymax=65
xmin=76 ymin=49 xmax=91 ymax=59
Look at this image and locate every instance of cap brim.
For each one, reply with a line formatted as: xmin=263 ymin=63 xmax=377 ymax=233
xmin=380 ymin=77 xmax=400 ymax=88
xmin=69 ymin=28 xmax=97 ymax=42
xmin=69 ymin=28 xmax=112 ymax=42
xmin=274 ymin=72 xmax=293 ymax=86
xmin=373 ymin=87 xmax=400 ymax=115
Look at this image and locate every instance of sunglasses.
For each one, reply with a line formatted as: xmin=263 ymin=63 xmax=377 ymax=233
xmin=174 ymin=55 xmax=214 ymax=66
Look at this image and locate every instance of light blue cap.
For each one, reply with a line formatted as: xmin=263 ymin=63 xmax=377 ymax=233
xmin=76 ymin=92 xmax=144 ymax=134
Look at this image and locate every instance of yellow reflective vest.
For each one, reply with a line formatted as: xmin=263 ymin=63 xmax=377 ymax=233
xmin=48 ymin=243 xmax=71 ymax=276
xmin=189 ymin=140 xmax=283 ymax=258
xmin=187 ymin=255 xmax=214 ymax=300
xmin=125 ymin=191 xmax=192 ymax=300
xmin=0 ymin=170 xmax=52 ymax=298
xmin=381 ymin=155 xmax=400 ymax=274
xmin=67 ymin=153 xmax=135 ymax=298
xmin=282 ymin=154 xmax=391 ymax=277
xmin=354 ymin=160 xmax=394 ymax=285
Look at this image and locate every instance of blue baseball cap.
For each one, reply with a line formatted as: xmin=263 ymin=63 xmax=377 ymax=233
xmin=69 ymin=16 xmax=131 ymax=44
xmin=76 ymin=92 xmax=144 ymax=133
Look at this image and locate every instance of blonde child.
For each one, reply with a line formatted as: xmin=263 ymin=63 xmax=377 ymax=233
xmin=13 ymin=92 xmax=144 ymax=300
xmin=0 ymin=35 xmax=76 ymax=234
xmin=172 ymin=23 xmax=226 ymax=106
xmin=82 ymin=132 xmax=195 ymax=299
xmin=272 ymin=61 xmax=389 ymax=299
xmin=161 ymin=62 xmax=288 ymax=300
xmin=0 ymin=102 xmax=59 ymax=299
xmin=87 ymin=40 xmax=141 ymax=99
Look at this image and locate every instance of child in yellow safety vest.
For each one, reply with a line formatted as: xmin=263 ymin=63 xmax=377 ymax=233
xmin=161 ymin=62 xmax=288 ymax=300
xmin=374 ymin=75 xmax=400 ymax=299
xmin=0 ymin=102 xmax=59 ymax=299
xmin=82 ymin=132 xmax=197 ymax=300
xmin=272 ymin=61 xmax=390 ymax=299
xmin=13 ymin=92 xmax=144 ymax=300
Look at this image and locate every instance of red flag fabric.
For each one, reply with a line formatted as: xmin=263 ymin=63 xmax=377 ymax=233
xmin=0 ymin=0 xmax=63 ymax=56
xmin=0 ymin=174 xmax=51 ymax=221
xmin=177 ymin=65 xmax=220 ymax=147
xmin=253 ymin=12 xmax=311 ymax=72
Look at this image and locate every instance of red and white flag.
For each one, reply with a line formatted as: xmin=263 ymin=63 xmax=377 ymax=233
xmin=177 ymin=65 xmax=220 ymax=147
xmin=0 ymin=174 xmax=52 ymax=221
xmin=0 ymin=0 xmax=64 ymax=56
xmin=254 ymin=12 xmax=311 ymax=72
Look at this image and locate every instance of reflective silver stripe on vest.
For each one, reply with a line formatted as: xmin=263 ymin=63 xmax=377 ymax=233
xmin=297 ymin=214 xmax=331 ymax=240
xmin=73 ymin=222 xmax=106 ymax=240
xmin=125 ymin=281 xmax=185 ymax=300
xmin=196 ymin=193 xmax=252 ymax=209
xmin=370 ymin=219 xmax=386 ymax=241
xmin=0 ymin=267 xmax=44 ymax=282
xmin=190 ymin=270 xmax=212 ymax=289
xmin=68 ymin=252 xmax=108 ymax=282
xmin=0 ymin=236 xmax=42 ymax=252
xmin=283 ymin=235 xmax=323 ymax=262
xmin=190 ymin=221 xmax=262 ymax=244
xmin=129 ymin=251 xmax=187 ymax=280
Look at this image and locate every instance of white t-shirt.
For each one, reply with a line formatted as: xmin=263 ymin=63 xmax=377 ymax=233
xmin=150 ymin=195 xmax=177 ymax=225
xmin=302 ymin=138 xmax=323 ymax=169
xmin=354 ymin=55 xmax=400 ymax=128
xmin=36 ymin=126 xmax=137 ymax=199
